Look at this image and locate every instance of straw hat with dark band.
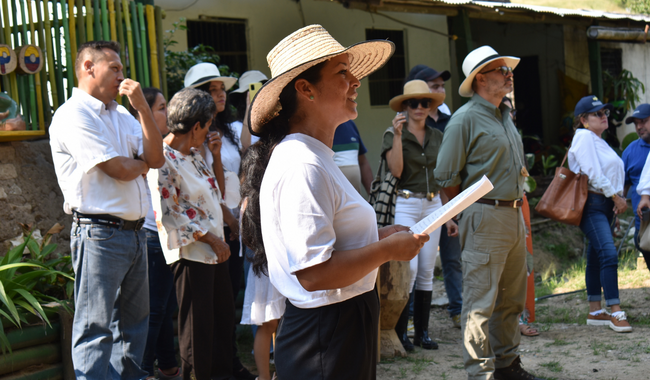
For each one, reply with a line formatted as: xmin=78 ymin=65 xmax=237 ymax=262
xmin=459 ymin=46 xmax=519 ymax=98
xmin=248 ymin=24 xmax=395 ymax=134
xmin=389 ymin=80 xmax=445 ymax=112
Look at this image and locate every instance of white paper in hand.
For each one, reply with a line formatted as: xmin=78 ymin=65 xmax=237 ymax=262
xmin=410 ymin=176 xmax=494 ymax=235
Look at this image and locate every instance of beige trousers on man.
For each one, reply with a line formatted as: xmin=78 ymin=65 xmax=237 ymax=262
xmin=458 ymin=203 xmax=527 ymax=380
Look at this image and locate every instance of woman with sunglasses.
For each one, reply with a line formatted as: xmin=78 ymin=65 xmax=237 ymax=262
xmin=568 ymin=95 xmax=631 ymax=333
xmin=384 ymin=80 xmax=459 ymax=351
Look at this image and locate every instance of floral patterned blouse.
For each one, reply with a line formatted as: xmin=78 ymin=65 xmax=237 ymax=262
xmin=153 ymin=143 xmax=225 ymax=265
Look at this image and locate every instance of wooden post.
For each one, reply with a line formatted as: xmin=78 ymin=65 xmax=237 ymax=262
xmin=52 ymin=0 xmax=65 ymax=105
xmin=60 ymin=0 xmax=74 ymax=100
xmin=100 ymin=0 xmax=109 ymax=41
xmin=26 ymin=0 xmax=45 ymax=130
xmin=122 ymin=0 xmax=134 ymax=80
xmin=34 ymin=0 xmax=52 ymax=124
xmin=75 ymin=0 xmax=85 ymax=45
xmin=68 ymin=0 xmax=76 ymax=83
xmin=92 ymin=0 xmax=100 ymax=40
xmin=7 ymin=0 xmax=20 ymax=106
xmin=108 ymin=0 xmax=116 ymax=41
xmin=0 ymin=5 xmax=10 ymax=98
xmin=115 ymin=0 xmax=124 ymax=104
xmin=19 ymin=0 xmax=38 ymax=129
xmin=43 ymin=0 xmax=58 ymax=110
xmin=145 ymin=4 xmax=157 ymax=89
xmin=130 ymin=1 xmax=143 ymax=83
xmin=155 ymin=5 xmax=165 ymax=99
xmin=84 ymin=0 xmax=93 ymax=41
xmin=137 ymin=2 xmax=148 ymax=87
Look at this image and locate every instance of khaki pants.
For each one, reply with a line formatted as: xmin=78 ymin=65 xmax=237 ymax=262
xmin=457 ymin=203 xmax=527 ymax=380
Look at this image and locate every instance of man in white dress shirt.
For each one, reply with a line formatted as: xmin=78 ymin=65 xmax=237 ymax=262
xmin=49 ymin=41 xmax=164 ymax=379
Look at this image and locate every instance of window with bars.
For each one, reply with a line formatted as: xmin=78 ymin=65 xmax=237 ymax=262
xmin=365 ymin=29 xmax=406 ymax=106
xmin=186 ymin=18 xmax=249 ymax=76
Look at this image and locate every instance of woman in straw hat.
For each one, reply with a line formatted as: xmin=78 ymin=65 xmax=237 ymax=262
xmin=240 ymin=25 xmax=430 ymax=379
xmin=383 ymin=80 xmax=458 ymax=352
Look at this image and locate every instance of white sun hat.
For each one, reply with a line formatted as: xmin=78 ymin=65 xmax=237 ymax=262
xmin=459 ymin=46 xmax=520 ymax=98
xmin=231 ymin=70 xmax=269 ymax=94
xmin=248 ymin=24 xmax=395 ymax=134
xmin=184 ymin=62 xmax=238 ymax=91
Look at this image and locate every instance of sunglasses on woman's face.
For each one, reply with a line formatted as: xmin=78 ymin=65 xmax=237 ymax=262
xmin=479 ymin=66 xmax=513 ymax=76
xmin=589 ymin=109 xmax=610 ymax=118
xmin=404 ymin=98 xmax=432 ymax=109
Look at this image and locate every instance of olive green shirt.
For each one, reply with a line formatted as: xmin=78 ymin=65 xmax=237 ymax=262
xmin=434 ymin=94 xmax=525 ymax=200
xmin=381 ymin=125 xmax=443 ymax=193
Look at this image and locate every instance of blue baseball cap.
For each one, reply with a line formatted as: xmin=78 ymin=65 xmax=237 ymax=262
xmin=574 ymin=95 xmax=612 ymax=118
xmin=625 ymin=103 xmax=650 ymax=124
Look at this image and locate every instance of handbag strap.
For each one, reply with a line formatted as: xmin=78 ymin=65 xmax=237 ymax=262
xmin=559 ymin=148 xmax=569 ymax=168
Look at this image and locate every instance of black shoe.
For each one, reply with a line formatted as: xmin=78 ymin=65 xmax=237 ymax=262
xmin=494 ymin=357 xmax=545 ymax=380
xmin=413 ymin=290 xmax=438 ymax=350
xmin=395 ymin=297 xmax=415 ymax=352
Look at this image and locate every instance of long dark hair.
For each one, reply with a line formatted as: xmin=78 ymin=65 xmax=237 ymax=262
xmin=197 ymin=81 xmax=238 ymax=146
xmin=240 ymin=61 xmax=326 ymax=276
xmin=128 ymin=87 xmax=163 ymax=118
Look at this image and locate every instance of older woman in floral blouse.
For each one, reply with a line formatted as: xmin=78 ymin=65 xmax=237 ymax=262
xmin=154 ymin=87 xmax=236 ymax=380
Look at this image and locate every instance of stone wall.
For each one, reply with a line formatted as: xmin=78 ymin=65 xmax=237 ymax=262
xmin=0 ymin=139 xmax=70 ymax=255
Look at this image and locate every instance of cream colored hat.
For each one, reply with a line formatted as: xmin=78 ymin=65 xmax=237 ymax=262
xmin=184 ymin=62 xmax=238 ymax=91
xmin=231 ymin=70 xmax=269 ymax=94
xmin=248 ymin=24 xmax=395 ymax=134
xmin=389 ymin=80 xmax=445 ymax=112
xmin=459 ymin=46 xmax=520 ymax=98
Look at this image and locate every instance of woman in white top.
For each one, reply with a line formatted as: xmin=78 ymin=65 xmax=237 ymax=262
xmin=240 ymin=25 xmax=429 ymax=379
xmin=155 ymin=88 xmax=234 ymax=380
xmin=568 ymin=95 xmax=631 ymax=333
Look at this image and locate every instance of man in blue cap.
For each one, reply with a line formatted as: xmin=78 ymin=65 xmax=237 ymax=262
xmin=622 ymin=103 xmax=650 ymax=272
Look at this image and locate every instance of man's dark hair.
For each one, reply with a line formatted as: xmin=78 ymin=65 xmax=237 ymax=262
xmin=75 ymin=41 xmax=121 ymax=73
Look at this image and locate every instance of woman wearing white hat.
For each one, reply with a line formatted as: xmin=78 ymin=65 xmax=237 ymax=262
xmin=383 ymin=80 xmax=458 ymax=352
xmin=240 ymin=25 xmax=429 ymax=379
xmin=184 ymin=64 xmax=257 ymax=380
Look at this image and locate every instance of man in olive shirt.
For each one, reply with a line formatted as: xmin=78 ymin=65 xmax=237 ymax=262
xmin=435 ymin=47 xmax=542 ymax=380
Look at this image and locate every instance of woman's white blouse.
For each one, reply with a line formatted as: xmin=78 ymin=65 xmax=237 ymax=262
xmin=260 ymin=133 xmax=379 ymax=309
xmin=637 ymin=152 xmax=650 ymax=196
xmin=150 ymin=143 xmax=225 ymax=265
xmin=568 ymin=128 xmax=624 ymax=197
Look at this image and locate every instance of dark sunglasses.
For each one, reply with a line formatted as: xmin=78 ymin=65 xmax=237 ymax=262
xmin=479 ymin=66 xmax=513 ymax=76
xmin=589 ymin=109 xmax=610 ymax=118
xmin=403 ymin=98 xmax=432 ymax=109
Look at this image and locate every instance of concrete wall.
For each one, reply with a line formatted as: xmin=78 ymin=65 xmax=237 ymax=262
xmin=161 ymin=0 xmax=451 ymax=178
xmin=0 ymin=140 xmax=69 ymax=255
xmin=601 ymin=41 xmax=650 ymax=143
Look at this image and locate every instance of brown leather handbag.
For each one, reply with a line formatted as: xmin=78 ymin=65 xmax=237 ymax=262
xmin=535 ymin=150 xmax=588 ymax=226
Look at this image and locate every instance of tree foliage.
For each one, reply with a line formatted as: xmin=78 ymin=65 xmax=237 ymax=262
xmin=622 ymin=0 xmax=650 ymax=14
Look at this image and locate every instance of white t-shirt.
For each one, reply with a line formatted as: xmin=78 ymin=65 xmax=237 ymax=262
xmin=260 ymin=133 xmax=379 ymax=309
xmin=50 ymin=88 xmax=148 ymax=221
xmin=637 ymin=152 xmax=650 ymax=196
xmin=568 ymin=128 xmax=624 ymax=197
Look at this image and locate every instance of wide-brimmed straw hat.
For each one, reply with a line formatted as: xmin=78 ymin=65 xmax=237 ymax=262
xmin=459 ymin=46 xmax=520 ymax=98
xmin=184 ymin=62 xmax=238 ymax=91
xmin=389 ymin=80 xmax=445 ymax=112
xmin=248 ymin=24 xmax=395 ymax=134
xmin=231 ymin=70 xmax=269 ymax=94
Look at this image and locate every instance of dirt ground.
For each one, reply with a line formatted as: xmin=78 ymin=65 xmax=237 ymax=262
xmin=375 ymin=275 xmax=650 ymax=380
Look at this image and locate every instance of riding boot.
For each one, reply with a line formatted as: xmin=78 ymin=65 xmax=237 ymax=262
xmin=395 ymin=296 xmax=414 ymax=352
xmin=413 ymin=290 xmax=438 ymax=349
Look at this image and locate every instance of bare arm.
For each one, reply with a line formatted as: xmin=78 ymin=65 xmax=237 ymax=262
xmin=221 ymin=204 xmax=239 ymax=241
xmin=442 ymin=185 xmax=461 ymax=201
xmin=358 ymin=154 xmax=373 ymax=194
xmin=120 ymin=79 xmax=164 ymax=169
xmin=206 ymin=131 xmax=226 ymax=197
xmin=198 ymin=231 xmax=231 ymax=263
xmin=295 ymin=230 xmax=429 ymax=292
xmin=386 ymin=113 xmax=406 ymax=178
xmin=240 ymin=93 xmax=252 ymax=152
xmin=624 ymin=183 xmax=630 ymax=198
xmin=96 ymin=156 xmax=148 ymax=181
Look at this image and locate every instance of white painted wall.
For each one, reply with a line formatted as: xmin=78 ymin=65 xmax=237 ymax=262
xmin=602 ymin=41 xmax=650 ymax=144
xmin=161 ymin=0 xmax=450 ymax=174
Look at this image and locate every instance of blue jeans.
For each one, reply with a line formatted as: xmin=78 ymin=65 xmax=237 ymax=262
xmin=579 ymin=193 xmax=620 ymax=306
xmin=439 ymin=224 xmax=463 ymax=317
xmin=70 ymin=221 xmax=149 ymax=380
xmin=142 ymin=229 xmax=178 ymax=376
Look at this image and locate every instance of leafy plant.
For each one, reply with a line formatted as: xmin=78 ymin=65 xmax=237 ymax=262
xmin=0 ymin=224 xmax=74 ymax=353
xmin=621 ymin=0 xmax=650 ymax=14
xmin=603 ymin=69 xmax=646 ymax=113
xmin=164 ymin=18 xmax=237 ymax=99
xmin=541 ymin=154 xmax=558 ymax=176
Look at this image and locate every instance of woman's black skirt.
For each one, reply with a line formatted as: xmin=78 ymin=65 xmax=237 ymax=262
xmin=275 ymin=289 xmax=379 ymax=380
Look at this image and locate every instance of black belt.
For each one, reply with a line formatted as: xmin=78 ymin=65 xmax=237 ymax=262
xmin=73 ymin=212 xmax=145 ymax=231
xmin=475 ymin=198 xmax=522 ymax=208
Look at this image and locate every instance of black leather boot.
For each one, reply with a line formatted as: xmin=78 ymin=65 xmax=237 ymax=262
xmin=413 ymin=290 xmax=438 ymax=349
xmin=395 ymin=296 xmax=414 ymax=352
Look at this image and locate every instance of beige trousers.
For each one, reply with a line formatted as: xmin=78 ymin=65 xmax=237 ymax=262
xmin=457 ymin=203 xmax=527 ymax=380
